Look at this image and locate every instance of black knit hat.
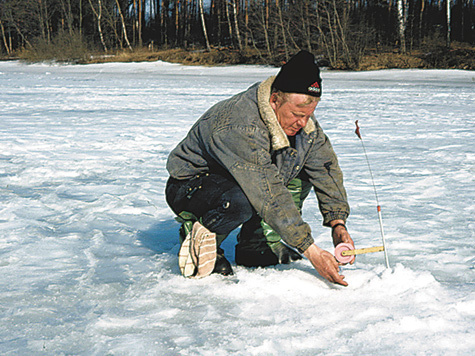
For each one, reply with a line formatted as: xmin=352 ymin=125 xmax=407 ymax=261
xmin=273 ymin=50 xmax=322 ymax=97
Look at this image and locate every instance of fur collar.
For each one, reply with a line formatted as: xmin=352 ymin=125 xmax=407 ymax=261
xmin=257 ymin=76 xmax=316 ymax=151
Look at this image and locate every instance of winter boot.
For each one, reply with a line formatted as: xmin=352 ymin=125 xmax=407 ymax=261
xmin=177 ymin=212 xmax=233 ymax=277
xmin=235 ymin=217 xmax=301 ymax=267
xmin=235 ymin=213 xmax=279 ymax=267
xmin=235 ymin=177 xmax=310 ymax=267
xmin=212 ymin=248 xmax=234 ymax=276
xmin=178 ymin=221 xmax=217 ymax=278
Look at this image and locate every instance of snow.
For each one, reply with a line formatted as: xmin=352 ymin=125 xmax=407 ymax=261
xmin=1 ymin=60 xmax=474 ymax=355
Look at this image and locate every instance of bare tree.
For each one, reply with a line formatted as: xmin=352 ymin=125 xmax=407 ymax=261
xmin=316 ymin=0 xmax=339 ymax=67
xmin=247 ymin=0 xmax=272 ymax=58
xmin=275 ymin=0 xmax=289 ymax=59
xmin=419 ymin=0 xmax=425 ymax=44
xmin=138 ymin=0 xmax=143 ymax=46
xmin=58 ymin=0 xmax=74 ymax=35
xmin=225 ymin=0 xmax=233 ymax=45
xmin=231 ymin=0 xmax=242 ymax=50
xmin=446 ymin=0 xmax=451 ymax=47
xmin=198 ymin=0 xmax=211 ymax=50
xmin=0 ymin=18 xmax=12 ymax=54
xmin=115 ymin=0 xmax=132 ymax=50
xmin=36 ymin=0 xmax=51 ymax=43
xmin=244 ymin=0 xmax=248 ymax=48
xmin=1 ymin=0 xmax=474 ymax=64
xmin=88 ymin=0 xmax=108 ymax=51
xmin=397 ymin=0 xmax=408 ymax=52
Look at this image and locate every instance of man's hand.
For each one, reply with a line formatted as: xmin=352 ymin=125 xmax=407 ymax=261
xmin=330 ymin=220 xmax=355 ymax=265
xmin=303 ymin=244 xmax=348 ymax=286
xmin=302 ymin=220 xmax=355 ymax=286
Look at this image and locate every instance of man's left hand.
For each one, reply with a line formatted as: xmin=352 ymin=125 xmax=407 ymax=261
xmin=330 ymin=220 xmax=355 ymax=264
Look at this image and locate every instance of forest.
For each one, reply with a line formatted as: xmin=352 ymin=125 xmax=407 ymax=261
xmin=1 ymin=0 xmax=474 ymax=69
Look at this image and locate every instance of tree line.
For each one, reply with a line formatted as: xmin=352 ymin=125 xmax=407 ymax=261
xmin=1 ymin=0 xmax=474 ymax=67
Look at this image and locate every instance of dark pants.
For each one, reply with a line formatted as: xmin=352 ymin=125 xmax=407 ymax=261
xmin=166 ymin=172 xmax=311 ymax=267
xmin=165 ymin=173 xmax=253 ymax=237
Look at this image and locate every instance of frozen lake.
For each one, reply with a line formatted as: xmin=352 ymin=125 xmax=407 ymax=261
xmin=0 ymin=61 xmax=474 ymax=355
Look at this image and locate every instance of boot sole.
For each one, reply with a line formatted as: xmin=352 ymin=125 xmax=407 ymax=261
xmin=178 ymin=221 xmax=217 ymax=278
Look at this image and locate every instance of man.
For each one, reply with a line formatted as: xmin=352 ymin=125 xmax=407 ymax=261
xmin=166 ymin=50 xmax=354 ymax=286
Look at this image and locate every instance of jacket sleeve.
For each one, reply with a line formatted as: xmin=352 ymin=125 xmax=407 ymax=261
xmin=304 ymin=123 xmax=350 ymax=226
xmin=206 ymin=123 xmax=314 ymax=253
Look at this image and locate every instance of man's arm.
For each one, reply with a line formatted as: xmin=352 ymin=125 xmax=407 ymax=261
xmin=303 ymin=122 xmax=350 ymax=227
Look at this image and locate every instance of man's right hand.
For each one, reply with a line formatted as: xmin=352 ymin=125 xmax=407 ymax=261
xmin=303 ymin=243 xmax=348 ymax=286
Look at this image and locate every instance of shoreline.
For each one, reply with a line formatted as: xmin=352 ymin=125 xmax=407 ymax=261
xmin=2 ymin=46 xmax=474 ymax=71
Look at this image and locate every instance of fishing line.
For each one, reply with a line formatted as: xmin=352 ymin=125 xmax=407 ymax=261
xmin=353 ymin=120 xmax=390 ymax=268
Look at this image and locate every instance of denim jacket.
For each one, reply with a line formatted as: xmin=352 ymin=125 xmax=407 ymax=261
xmin=167 ymin=76 xmax=349 ymax=253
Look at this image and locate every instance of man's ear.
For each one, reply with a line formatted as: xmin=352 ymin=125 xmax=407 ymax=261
xmin=269 ymin=92 xmax=279 ymax=111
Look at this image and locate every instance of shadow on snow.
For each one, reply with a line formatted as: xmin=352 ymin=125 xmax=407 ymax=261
xmin=137 ymin=218 xmax=239 ymax=263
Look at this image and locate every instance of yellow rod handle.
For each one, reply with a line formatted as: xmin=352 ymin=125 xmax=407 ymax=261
xmin=341 ymin=246 xmax=385 ymax=256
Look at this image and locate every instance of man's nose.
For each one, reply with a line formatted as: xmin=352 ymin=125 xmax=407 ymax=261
xmin=297 ymin=117 xmax=308 ymax=128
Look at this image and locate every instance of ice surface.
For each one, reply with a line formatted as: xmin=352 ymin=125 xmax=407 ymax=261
xmin=0 ymin=61 xmax=474 ymax=355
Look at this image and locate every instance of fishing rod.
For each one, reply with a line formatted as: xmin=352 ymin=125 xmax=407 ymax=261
xmin=335 ymin=243 xmax=385 ymax=264
xmin=335 ymin=121 xmax=390 ymax=268
xmin=354 ymin=120 xmax=390 ymax=268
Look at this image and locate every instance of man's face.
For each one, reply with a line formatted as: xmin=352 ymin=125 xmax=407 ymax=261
xmin=270 ymin=92 xmax=319 ymax=136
